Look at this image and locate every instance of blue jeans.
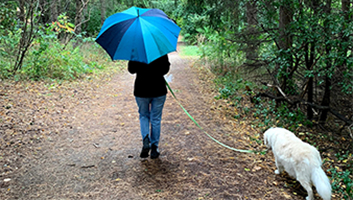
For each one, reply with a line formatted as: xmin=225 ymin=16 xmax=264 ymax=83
xmin=135 ymin=95 xmax=166 ymax=147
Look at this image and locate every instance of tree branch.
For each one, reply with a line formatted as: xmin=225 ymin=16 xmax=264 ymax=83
xmin=256 ymin=83 xmax=353 ymax=125
xmin=348 ymin=123 xmax=353 ymax=139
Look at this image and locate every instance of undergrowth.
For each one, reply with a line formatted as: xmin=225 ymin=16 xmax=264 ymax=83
xmin=328 ymin=151 xmax=353 ymax=199
xmin=212 ymin=71 xmax=353 ymax=199
xmin=178 ymin=45 xmax=200 ymax=57
xmin=0 ymin=40 xmax=123 ymax=81
xmin=0 ymin=12 xmax=123 ymax=82
xmin=214 ymin=73 xmax=313 ymax=132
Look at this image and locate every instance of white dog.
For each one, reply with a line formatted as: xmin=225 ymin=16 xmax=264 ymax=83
xmin=264 ymin=127 xmax=331 ymax=200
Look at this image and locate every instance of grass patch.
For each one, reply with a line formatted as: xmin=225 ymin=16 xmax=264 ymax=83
xmin=178 ymin=45 xmax=200 ymax=57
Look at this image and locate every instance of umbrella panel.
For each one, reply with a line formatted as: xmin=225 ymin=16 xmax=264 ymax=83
xmin=114 ymin=19 xmax=147 ymax=63
xmin=96 ymin=7 xmax=181 ymax=64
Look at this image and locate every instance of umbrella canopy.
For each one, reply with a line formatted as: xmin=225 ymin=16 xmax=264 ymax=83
xmin=96 ymin=7 xmax=181 ymax=64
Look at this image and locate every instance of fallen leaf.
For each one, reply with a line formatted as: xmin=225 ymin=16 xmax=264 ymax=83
xmin=252 ymin=166 xmax=261 ymax=171
xmin=283 ymin=192 xmax=291 ymax=199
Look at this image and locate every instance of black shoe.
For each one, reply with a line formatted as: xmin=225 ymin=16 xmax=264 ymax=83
xmin=150 ymin=144 xmax=160 ymax=159
xmin=140 ymin=136 xmax=150 ymax=158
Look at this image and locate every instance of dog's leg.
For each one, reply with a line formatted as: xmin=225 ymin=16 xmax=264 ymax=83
xmin=274 ymin=158 xmax=284 ymax=174
xmin=297 ymin=178 xmax=314 ymax=200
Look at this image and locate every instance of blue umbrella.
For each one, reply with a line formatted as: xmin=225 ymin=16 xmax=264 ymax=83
xmin=96 ymin=7 xmax=181 ymax=64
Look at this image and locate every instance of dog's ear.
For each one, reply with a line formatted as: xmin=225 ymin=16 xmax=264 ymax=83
xmin=264 ymin=132 xmax=268 ymax=146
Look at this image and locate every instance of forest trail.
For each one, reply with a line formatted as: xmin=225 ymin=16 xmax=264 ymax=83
xmin=1 ymin=51 xmax=312 ymax=199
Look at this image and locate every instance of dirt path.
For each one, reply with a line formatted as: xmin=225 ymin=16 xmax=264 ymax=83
xmin=1 ymin=52 xmax=313 ymax=199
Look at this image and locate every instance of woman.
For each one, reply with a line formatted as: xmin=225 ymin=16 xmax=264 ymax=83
xmin=128 ymin=55 xmax=170 ymax=159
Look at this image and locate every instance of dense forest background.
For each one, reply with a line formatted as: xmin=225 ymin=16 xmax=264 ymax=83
xmin=1 ymin=0 xmax=352 ymax=128
xmin=0 ymin=0 xmax=352 ymax=198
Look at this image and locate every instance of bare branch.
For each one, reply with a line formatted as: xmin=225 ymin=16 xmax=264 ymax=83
xmin=74 ymin=0 xmax=90 ymax=32
xmin=263 ymin=83 xmax=291 ymax=103
xmin=255 ymin=89 xmax=353 ymax=125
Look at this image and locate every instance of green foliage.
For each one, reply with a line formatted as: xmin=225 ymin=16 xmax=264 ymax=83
xmin=328 ymin=151 xmax=353 ymax=199
xmin=176 ymin=8 xmax=209 ymax=44
xmin=214 ymin=76 xmax=250 ymax=100
xmin=184 ymin=0 xmax=352 ymax=130
xmin=263 ymin=0 xmax=353 ymax=96
xmin=197 ymin=27 xmax=245 ymax=73
xmin=83 ymin=0 xmax=178 ymax=37
xmin=7 ymin=39 xmax=109 ymax=81
xmin=213 ymin=73 xmax=313 ymax=132
xmin=251 ymin=98 xmax=313 ymax=132
xmin=150 ymin=0 xmax=177 ymax=17
xmin=0 ymin=1 xmax=18 ymax=32
xmin=83 ymin=4 xmax=103 ymax=36
xmin=0 ymin=11 xmax=114 ymax=81
xmin=0 ymin=29 xmax=22 ymax=77
xmin=175 ymin=0 xmax=242 ymax=44
xmin=0 ymin=1 xmax=20 ymax=76
xmin=21 ymin=42 xmax=83 ymax=80
xmin=178 ymin=45 xmax=200 ymax=57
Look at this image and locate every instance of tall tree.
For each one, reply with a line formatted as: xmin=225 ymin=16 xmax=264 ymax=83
xmin=14 ymin=0 xmax=36 ymax=71
xmin=245 ymin=0 xmax=258 ymax=61
xmin=340 ymin=0 xmax=350 ymax=69
xmin=278 ymin=1 xmax=293 ymax=93
xmin=50 ymin=0 xmax=59 ymax=22
xmin=320 ymin=0 xmax=332 ymax=122
xmin=75 ymin=0 xmax=83 ymax=34
xmin=304 ymin=0 xmax=320 ymax=120
xmin=100 ymin=0 xmax=105 ymax=26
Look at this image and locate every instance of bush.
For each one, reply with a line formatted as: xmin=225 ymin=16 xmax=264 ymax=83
xmin=0 ymin=11 xmax=118 ymax=81
xmin=213 ymin=73 xmax=312 ymax=132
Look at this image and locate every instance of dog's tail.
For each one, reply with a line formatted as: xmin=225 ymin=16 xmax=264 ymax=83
xmin=312 ymin=167 xmax=332 ymax=200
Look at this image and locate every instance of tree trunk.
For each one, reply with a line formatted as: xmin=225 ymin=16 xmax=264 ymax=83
xmin=100 ymin=0 xmax=106 ymax=26
xmin=14 ymin=0 xmax=35 ymax=72
xmin=341 ymin=0 xmax=349 ymax=18
xmin=304 ymin=43 xmax=315 ymax=120
xmin=50 ymin=0 xmax=58 ymax=22
xmin=320 ymin=0 xmax=332 ymax=123
xmin=340 ymin=0 xmax=350 ymax=69
xmin=245 ymin=0 xmax=258 ymax=61
xmin=278 ymin=4 xmax=292 ymax=51
xmin=18 ymin=0 xmax=26 ymax=23
xmin=305 ymin=0 xmax=319 ymax=120
xmin=75 ymin=0 xmax=82 ymax=34
xmin=278 ymin=2 xmax=293 ymax=93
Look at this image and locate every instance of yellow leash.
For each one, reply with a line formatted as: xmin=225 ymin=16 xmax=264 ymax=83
xmin=166 ymin=80 xmax=261 ymax=154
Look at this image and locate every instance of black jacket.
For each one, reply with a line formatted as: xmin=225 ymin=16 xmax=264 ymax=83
xmin=128 ymin=55 xmax=170 ymax=98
